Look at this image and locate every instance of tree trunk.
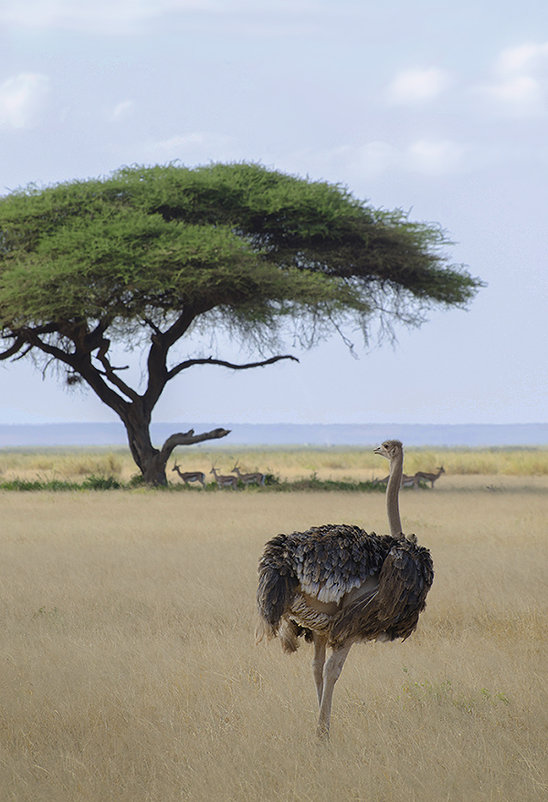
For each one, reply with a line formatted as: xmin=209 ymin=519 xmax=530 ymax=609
xmin=121 ymin=405 xmax=164 ymax=484
xmin=143 ymin=451 xmax=172 ymax=486
xmin=121 ymin=404 xmax=231 ymax=486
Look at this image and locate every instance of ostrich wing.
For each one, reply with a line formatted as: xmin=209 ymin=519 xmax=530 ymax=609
xmin=330 ymin=539 xmax=434 ymax=646
xmin=294 ymin=525 xmax=393 ymax=603
xmin=257 ymin=526 xmax=395 ymax=631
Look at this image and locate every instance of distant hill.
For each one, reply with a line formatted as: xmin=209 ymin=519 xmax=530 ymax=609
xmin=1 ymin=422 xmax=547 ymax=448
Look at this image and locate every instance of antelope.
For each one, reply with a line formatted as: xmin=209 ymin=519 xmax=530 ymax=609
xmin=414 ymin=466 xmax=445 ymax=488
xmin=210 ymin=466 xmax=238 ymax=489
xmin=232 ymin=462 xmax=265 ymax=487
xmin=376 ymin=473 xmax=418 ymax=488
xmin=171 ymin=462 xmax=206 ymax=488
xmin=401 ymin=473 xmax=419 ymax=488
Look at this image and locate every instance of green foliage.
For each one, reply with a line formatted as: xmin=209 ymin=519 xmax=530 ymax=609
xmin=81 ymin=474 xmax=122 ymax=490
xmin=0 ymin=162 xmax=481 ymax=345
xmin=399 ymin=668 xmax=511 ymax=714
xmin=0 ymin=478 xmax=80 ymax=491
xmin=0 ymin=474 xmax=120 ymax=491
xmin=275 ymin=472 xmax=387 ymax=492
xmin=0 ymin=473 xmax=419 ymax=492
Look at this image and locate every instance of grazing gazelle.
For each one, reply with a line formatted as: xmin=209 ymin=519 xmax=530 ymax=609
xmin=414 ymin=466 xmax=445 ymax=488
xmin=232 ymin=463 xmax=265 ymax=487
xmin=376 ymin=473 xmax=418 ymax=489
xmin=171 ymin=462 xmax=206 ymax=488
xmin=210 ymin=466 xmax=238 ymax=490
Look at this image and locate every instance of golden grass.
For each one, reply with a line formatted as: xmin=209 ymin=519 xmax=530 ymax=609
xmin=0 ymin=480 xmax=546 ymax=801
xmin=1 ymin=445 xmax=547 ymax=485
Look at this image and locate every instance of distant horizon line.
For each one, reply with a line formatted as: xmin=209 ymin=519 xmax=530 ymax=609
xmin=2 ymin=421 xmax=547 ymax=448
xmin=2 ymin=421 xmax=547 ymax=427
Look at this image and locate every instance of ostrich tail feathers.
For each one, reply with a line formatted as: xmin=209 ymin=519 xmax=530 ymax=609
xmin=374 ymin=539 xmax=434 ymax=641
xmin=279 ymin=619 xmax=302 ymax=653
xmin=255 ymin=617 xmax=276 ymax=644
xmin=256 ymin=534 xmax=299 ymax=638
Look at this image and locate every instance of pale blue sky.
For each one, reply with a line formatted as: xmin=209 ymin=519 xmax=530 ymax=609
xmin=1 ymin=0 xmax=547 ymax=425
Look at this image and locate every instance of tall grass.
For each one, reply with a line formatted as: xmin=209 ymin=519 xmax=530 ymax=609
xmin=0 ymin=484 xmax=546 ymax=800
xmin=0 ymin=445 xmax=547 ymax=485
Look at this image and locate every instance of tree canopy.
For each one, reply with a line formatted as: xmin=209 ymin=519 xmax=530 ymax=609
xmin=0 ymin=162 xmax=482 ymax=483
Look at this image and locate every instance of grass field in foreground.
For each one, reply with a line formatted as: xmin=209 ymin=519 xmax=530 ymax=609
xmin=0 ymin=445 xmax=547 ymax=486
xmin=0 ymin=482 xmax=546 ymax=801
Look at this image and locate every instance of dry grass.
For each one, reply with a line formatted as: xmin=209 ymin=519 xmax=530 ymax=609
xmin=1 ymin=445 xmax=547 ymax=485
xmin=0 ymin=480 xmax=547 ymax=801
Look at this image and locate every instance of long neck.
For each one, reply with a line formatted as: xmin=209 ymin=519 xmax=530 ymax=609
xmin=386 ymin=451 xmax=403 ymax=536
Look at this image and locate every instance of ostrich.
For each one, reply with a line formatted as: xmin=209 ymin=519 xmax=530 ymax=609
xmin=256 ymin=440 xmax=434 ymax=738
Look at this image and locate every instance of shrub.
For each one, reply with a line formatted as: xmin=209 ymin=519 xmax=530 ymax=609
xmin=81 ymin=475 xmax=122 ymax=490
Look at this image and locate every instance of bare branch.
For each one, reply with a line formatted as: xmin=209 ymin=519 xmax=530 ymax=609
xmin=97 ymin=363 xmax=130 ymax=372
xmin=0 ymin=336 xmax=26 ymax=360
xmin=13 ymin=344 xmax=34 ymax=361
xmin=167 ymin=353 xmax=299 ymax=381
xmin=94 ymin=351 xmax=140 ymax=402
xmin=159 ymin=427 xmax=231 ymax=462
xmin=328 ymin=314 xmax=358 ymax=358
xmin=142 ymin=307 xmax=199 ymax=410
xmin=41 ymin=356 xmax=56 ymax=380
xmin=143 ymin=317 xmax=164 ymax=337
xmin=22 ymin=329 xmax=78 ymax=368
xmin=14 ymin=328 xmax=130 ymax=418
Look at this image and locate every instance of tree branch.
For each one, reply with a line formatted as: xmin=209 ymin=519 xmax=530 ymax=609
xmin=94 ymin=349 xmax=140 ymax=402
xmin=18 ymin=328 xmax=131 ymax=419
xmin=22 ymin=330 xmax=79 ymax=369
xmin=0 ymin=336 xmax=26 ymax=360
xmin=143 ymin=317 xmax=164 ymax=337
xmin=167 ymin=353 xmax=299 ymax=381
xmin=13 ymin=344 xmax=35 ymax=361
xmin=158 ymin=427 xmax=231 ymax=462
xmin=142 ymin=307 xmax=199 ymax=411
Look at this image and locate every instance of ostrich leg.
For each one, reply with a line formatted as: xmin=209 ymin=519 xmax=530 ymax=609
xmin=312 ymin=633 xmax=328 ymax=706
xmin=317 ymin=643 xmax=353 ymax=738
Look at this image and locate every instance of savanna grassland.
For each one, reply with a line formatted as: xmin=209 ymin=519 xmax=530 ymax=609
xmin=0 ymin=445 xmax=547 ymax=486
xmin=0 ymin=451 xmax=547 ymax=801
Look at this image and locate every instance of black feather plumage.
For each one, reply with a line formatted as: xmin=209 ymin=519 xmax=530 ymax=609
xmin=257 ymin=524 xmax=433 ymax=646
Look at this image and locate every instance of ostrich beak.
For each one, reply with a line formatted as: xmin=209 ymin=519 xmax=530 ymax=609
xmin=373 ymin=445 xmax=382 ymax=455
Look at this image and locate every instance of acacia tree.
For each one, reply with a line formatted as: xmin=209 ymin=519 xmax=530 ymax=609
xmin=0 ymin=163 xmax=481 ymax=484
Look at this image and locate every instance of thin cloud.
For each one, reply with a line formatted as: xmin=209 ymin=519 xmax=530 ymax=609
xmin=288 ymin=137 xmax=466 ymax=182
xmin=349 ymin=138 xmax=465 ymax=178
xmin=137 ymin=131 xmax=240 ymax=164
xmin=406 ymin=139 xmax=464 ymax=175
xmin=387 ymin=67 xmax=451 ymax=104
xmin=0 ymin=73 xmax=50 ymax=129
xmin=477 ymin=41 xmax=548 ymax=117
xmin=1 ymin=0 xmax=217 ymax=34
xmin=495 ymin=42 xmax=548 ymax=76
xmin=485 ymin=75 xmax=543 ymax=108
xmin=1 ymin=0 xmax=330 ymax=34
xmin=110 ymin=99 xmax=135 ymax=122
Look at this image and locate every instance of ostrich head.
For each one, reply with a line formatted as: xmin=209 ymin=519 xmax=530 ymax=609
xmin=374 ymin=439 xmax=403 ymax=462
